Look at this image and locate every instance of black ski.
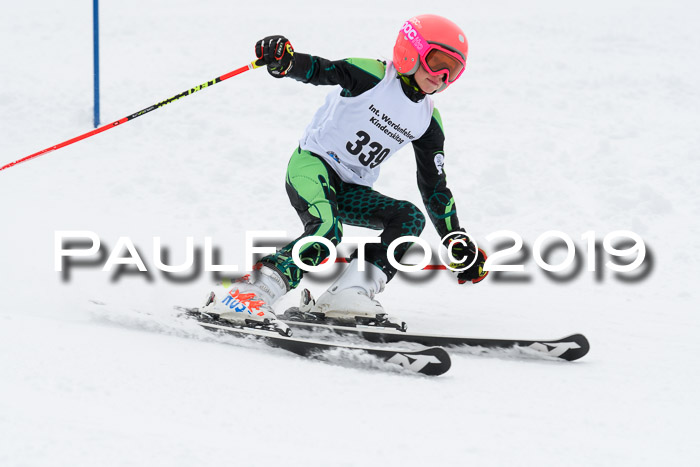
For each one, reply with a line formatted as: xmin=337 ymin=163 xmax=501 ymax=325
xmin=176 ymin=307 xmax=451 ymax=376
xmin=280 ymin=309 xmax=590 ymax=362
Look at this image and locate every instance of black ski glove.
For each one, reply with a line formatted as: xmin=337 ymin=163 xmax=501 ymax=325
xmin=445 ymin=232 xmax=489 ymax=284
xmin=255 ymin=35 xmax=295 ymax=78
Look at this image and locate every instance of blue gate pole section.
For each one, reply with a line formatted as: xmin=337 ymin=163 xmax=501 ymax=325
xmin=93 ymin=0 xmax=100 ymax=128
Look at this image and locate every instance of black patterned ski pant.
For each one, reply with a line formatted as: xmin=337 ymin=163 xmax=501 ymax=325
xmin=261 ymin=147 xmax=426 ymax=289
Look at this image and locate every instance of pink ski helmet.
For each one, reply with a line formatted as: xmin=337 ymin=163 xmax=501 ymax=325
xmin=393 ymin=14 xmax=468 ymax=92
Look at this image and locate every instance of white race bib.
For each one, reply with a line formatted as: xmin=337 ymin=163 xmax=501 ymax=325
xmin=299 ymin=61 xmax=433 ymax=186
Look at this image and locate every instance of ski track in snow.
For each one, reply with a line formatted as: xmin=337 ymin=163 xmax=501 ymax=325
xmin=1 ymin=0 xmax=699 ymax=466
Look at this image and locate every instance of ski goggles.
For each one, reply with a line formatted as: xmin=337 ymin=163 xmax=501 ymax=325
xmin=401 ymin=20 xmax=466 ymax=84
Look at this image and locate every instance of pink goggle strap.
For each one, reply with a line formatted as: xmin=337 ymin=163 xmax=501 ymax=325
xmin=401 ymin=20 xmax=431 ymax=56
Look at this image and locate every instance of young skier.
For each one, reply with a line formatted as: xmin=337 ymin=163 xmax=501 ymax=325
xmin=202 ymin=14 xmax=488 ymax=330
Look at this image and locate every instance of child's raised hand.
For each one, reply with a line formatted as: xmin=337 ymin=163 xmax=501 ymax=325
xmin=255 ymin=35 xmax=295 ymax=78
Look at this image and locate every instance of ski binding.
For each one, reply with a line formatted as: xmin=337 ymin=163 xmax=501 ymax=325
xmin=283 ymin=288 xmax=408 ymax=332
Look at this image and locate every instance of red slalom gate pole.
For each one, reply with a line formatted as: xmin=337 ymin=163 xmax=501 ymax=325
xmin=1 ymin=60 xmax=263 ymax=173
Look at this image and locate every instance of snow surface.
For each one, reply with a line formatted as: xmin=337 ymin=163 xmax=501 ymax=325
xmin=1 ymin=0 xmax=699 ymax=465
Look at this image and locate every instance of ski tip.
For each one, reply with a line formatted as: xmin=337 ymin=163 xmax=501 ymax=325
xmin=556 ymin=333 xmax=590 ymax=361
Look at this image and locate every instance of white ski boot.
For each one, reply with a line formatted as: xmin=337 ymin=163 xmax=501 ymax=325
xmin=201 ymin=264 xmax=291 ymax=336
xmin=304 ymin=260 xmax=406 ymax=330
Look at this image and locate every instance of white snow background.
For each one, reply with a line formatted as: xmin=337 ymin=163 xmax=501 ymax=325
xmin=1 ymin=0 xmax=698 ymax=466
